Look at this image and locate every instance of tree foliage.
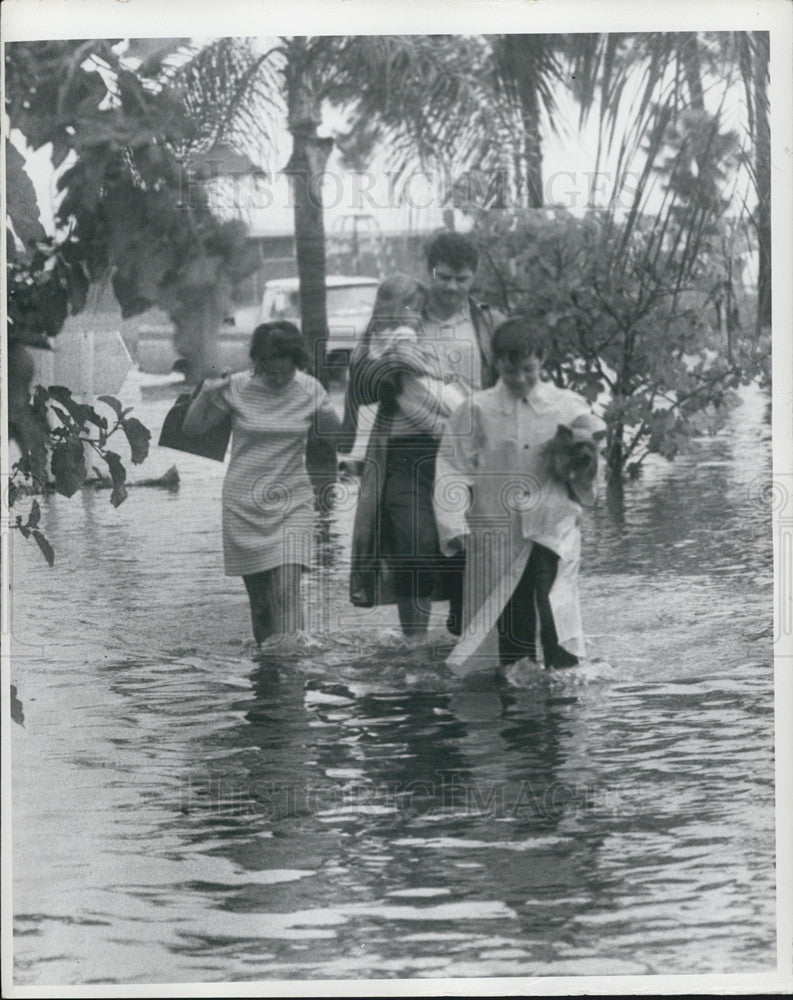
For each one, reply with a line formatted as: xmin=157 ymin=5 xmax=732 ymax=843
xmin=480 ymin=206 xmax=761 ymax=478
xmin=5 ymin=39 xmax=262 ymax=375
xmin=460 ymin=32 xmax=769 ymax=482
xmin=8 ymin=387 xmax=151 ymax=564
xmin=5 ymin=32 xmax=770 ymax=491
xmin=169 ymin=34 xmax=503 ymax=376
xmin=5 ymin=39 xmax=257 ymax=560
xmin=565 ymin=30 xmax=770 ymax=333
xmin=471 ymin=94 xmax=765 ymax=480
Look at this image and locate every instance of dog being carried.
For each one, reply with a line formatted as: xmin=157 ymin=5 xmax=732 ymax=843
xmin=536 ymin=413 xmax=604 ymax=507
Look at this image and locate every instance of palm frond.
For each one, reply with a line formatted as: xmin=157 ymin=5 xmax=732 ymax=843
xmin=318 ymin=34 xmax=490 ymax=168
xmin=173 ymin=37 xmax=286 ymax=165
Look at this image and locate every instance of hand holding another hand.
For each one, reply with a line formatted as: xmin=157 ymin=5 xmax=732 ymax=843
xmin=197 ymin=374 xmax=230 ymax=397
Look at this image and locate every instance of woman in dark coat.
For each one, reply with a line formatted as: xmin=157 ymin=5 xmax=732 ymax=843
xmin=340 ymin=232 xmax=503 ymax=636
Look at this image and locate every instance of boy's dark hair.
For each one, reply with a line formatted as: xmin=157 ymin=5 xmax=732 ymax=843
xmin=249 ymin=321 xmax=309 ymax=369
xmin=491 ymin=316 xmax=547 ymax=360
xmin=426 ymin=231 xmax=479 ymax=273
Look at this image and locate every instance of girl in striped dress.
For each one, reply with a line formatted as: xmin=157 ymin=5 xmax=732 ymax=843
xmin=184 ymin=322 xmax=341 ymax=645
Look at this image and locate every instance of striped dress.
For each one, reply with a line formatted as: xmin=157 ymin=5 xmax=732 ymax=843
xmin=212 ymin=370 xmax=336 ymax=576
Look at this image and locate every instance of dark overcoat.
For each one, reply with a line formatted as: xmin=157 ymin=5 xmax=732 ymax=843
xmin=340 ymin=298 xmax=505 ymax=608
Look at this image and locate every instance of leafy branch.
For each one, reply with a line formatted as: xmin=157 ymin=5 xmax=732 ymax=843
xmin=8 ymin=387 xmax=151 ymax=565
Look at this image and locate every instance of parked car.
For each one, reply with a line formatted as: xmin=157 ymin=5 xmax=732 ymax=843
xmin=137 ymin=275 xmax=379 ymax=376
xmin=257 ymin=275 xmax=379 ymax=368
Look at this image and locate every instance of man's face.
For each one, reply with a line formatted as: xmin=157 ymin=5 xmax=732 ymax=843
xmin=428 ymin=261 xmax=476 ymax=314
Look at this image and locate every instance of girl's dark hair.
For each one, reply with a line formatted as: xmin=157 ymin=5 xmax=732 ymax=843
xmin=249 ymin=321 xmax=309 ymax=370
xmin=491 ymin=316 xmax=547 ymax=360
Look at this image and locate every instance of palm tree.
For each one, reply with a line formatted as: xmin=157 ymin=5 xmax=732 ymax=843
xmin=422 ymin=34 xmax=570 ymax=213
xmin=565 ymin=31 xmax=770 ymax=333
xmin=171 ymin=34 xmax=490 ymax=379
xmin=477 ymin=35 xmax=566 ymax=208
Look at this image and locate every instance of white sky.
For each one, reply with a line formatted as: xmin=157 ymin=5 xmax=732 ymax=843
xmin=9 ymin=28 xmax=758 ymax=242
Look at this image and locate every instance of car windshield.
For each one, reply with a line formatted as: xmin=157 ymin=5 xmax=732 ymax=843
xmin=266 ymin=283 xmax=377 ymax=320
xmin=264 ymin=290 xmax=300 ymax=319
xmin=326 ymin=284 xmax=378 ymax=315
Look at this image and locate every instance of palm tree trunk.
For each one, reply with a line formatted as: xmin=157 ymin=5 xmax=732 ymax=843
xmin=284 ymin=68 xmax=337 ymax=496
xmin=284 ymin=66 xmax=333 ymax=385
xmin=607 ymin=419 xmax=624 ymax=480
xmin=285 ymin=127 xmax=337 ymax=496
xmin=287 ymin=135 xmax=333 ymax=378
xmin=522 ymin=102 xmax=544 ymax=208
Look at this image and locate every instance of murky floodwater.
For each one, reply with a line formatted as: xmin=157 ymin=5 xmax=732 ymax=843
xmin=10 ymin=373 xmax=776 ymax=985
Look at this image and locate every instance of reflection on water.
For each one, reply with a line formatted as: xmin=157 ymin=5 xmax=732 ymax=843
xmin=10 ymin=378 xmax=775 ymax=984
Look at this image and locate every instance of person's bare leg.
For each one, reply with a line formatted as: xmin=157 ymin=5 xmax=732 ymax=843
xmin=244 ymin=571 xmax=275 ymax=646
xmin=272 ymin=563 xmax=304 ymax=635
xmin=397 ymin=595 xmax=431 ymax=636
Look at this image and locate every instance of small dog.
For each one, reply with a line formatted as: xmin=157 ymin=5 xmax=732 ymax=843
xmin=538 ymin=413 xmax=606 ymax=507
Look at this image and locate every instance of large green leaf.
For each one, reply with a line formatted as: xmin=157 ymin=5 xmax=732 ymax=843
xmin=50 ymin=439 xmax=87 ymax=498
xmin=47 ymin=386 xmax=108 ymax=430
xmin=5 ymin=140 xmax=46 ymax=249
xmin=32 ymin=530 xmax=55 ymax=567
xmin=121 ymin=417 xmax=151 ymax=465
xmin=103 ymin=451 xmax=128 ymax=508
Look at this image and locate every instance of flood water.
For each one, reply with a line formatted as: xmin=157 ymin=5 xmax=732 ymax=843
xmin=9 ymin=372 xmax=776 ymax=986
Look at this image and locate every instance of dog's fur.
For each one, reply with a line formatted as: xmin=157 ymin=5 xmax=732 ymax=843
xmin=538 ymin=422 xmax=603 ymax=506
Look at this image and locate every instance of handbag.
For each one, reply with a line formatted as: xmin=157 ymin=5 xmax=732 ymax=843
xmin=158 ymin=387 xmax=232 ymax=462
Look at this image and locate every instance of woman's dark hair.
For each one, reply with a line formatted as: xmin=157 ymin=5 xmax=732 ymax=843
xmin=249 ymin=321 xmax=310 ymax=370
xmin=426 ymin=231 xmax=479 ymax=273
xmin=491 ymin=316 xmax=547 ymax=361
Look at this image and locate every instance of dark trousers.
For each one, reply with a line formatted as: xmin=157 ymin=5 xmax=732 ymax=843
xmin=497 ymin=543 xmax=578 ymax=668
xmin=381 ymin=434 xmax=464 ymax=628
xmin=442 ymin=552 xmax=465 ymax=635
